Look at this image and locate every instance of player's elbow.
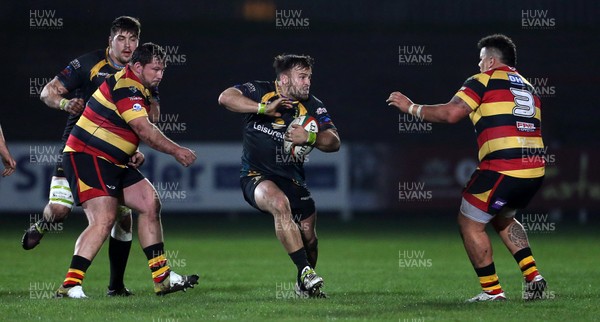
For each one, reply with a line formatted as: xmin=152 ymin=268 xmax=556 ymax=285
xmin=217 ymin=92 xmax=227 ymax=107
xmin=218 ymin=89 xmax=234 ymax=107
xmin=445 ymin=108 xmax=467 ymax=124
xmin=39 ymin=85 xmax=50 ymax=105
xmin=446 ymin=113 xmax=462 ymax=124
xmin=318 ymin=133 xmax=341 ymax=152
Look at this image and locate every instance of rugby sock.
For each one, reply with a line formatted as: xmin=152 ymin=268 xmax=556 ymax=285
xmin=143 ymin=243 xmax=171 ymax=284
xmin=513 ymin=247 xmax=540 ymax=282
xmin=289 ymin=248 xmax=311 ymax=283
xmin=475 ymin=263 xmax=503 ymax=295
xmin=108 ymin=237 xmax=132 ymax=290
xmin=62 ymin=255 xmax=91 ymax=288
xmin=305 ymin=238 xmax=318 ymax=269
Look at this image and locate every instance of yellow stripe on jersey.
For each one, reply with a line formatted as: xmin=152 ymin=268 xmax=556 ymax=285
xmin=499 ymin=167 xmax=545 ymax=178
xmin=472 ymin=73 xmax=491 ymax=86
xmin=261 ymin=92 xmax=278 ymax=104
xmin=121 ymin=107 xmax=148 ymax=123
xmin=77 ymin=115 xmax=137 ymax=154
xmin=92 ymin=91 xmax=118 ymax=112
xmin=297 ymin=102 xmax=308 ymax=116
xmin=455 ymin=91 xmax=479 ymax=110
xmin=478 ymin=136 xmax=545 ymax=161
xmin=477 ymin=102 xmax=542 ymax=119
xmin=471 ymin=103 xmax=542 ymax=125
xmin=89 ymin=60 xmax=108 ymax=81
xmin=114 ymin=77 xmax=146 ymax=93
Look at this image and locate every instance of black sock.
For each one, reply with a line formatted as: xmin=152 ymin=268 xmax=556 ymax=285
xmin=108 ymin=237 xmax=132 ymax=290
xmin=143 ymin=242 xmax=164 ymax=260
xmin=305 ymin=238 xmax=318 ymax=269
xmin=289 ymin=248 xmax=310 ymax=282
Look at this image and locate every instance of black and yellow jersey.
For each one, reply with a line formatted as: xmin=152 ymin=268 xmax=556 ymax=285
xmin=235 ymin=80 xmax=336 ymax=184
xmin=55 ymin=48 xmax=124 ymax=143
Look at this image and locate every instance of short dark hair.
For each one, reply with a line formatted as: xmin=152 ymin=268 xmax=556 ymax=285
xmin=111 ymin=16 xmax=141 ymax=38
xmin=477 ymin=34 xmax=517 ymax=66
xmin=131 ymin=42 xmax=166 ymax=67
xmin=273 ymin=54 xmax=314 ymax=78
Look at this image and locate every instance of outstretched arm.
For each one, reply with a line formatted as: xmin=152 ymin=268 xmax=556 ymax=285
xmin=387 ymin=92 xmax=472 ymax=124
xmin=218 ymin=87 xmax=292 ymax=117
xmin=128 ymin=117 xmax=196 ymax=167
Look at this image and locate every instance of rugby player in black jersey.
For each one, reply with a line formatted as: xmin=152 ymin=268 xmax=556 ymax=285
xmin=22 ymin=16 xmax=157 ymax=297
xmin=219 ymin=54 xmax=340 ymax=298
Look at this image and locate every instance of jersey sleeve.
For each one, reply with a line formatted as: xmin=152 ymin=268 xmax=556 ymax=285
xmin=56 ymin=56 xmax=88 ymax=92
xmin=113 ymin=87 xmax=149 ymax=123
xmin=455 ymin=73 xmax=488 ymax=111
xmin=314 ymin=105 xmax=336 ymax=132
xmin=234 ymin=81 xmax=264 ymax=102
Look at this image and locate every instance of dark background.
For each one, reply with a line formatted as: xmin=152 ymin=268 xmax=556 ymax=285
xmin=1 ymin=0 xmax=598 ymax=218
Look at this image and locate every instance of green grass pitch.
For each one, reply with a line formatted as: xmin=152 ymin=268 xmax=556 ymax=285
xmin=0 ymin=214 xmax=598 ymax=321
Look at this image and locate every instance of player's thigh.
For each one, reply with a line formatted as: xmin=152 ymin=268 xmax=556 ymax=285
xmin=122 ymin=176 xmax=159 ymax=215
xmin=81 ymin=195 xmax=119 ymax=227
xmin=254 ymin=179 xmax=290 ymax=214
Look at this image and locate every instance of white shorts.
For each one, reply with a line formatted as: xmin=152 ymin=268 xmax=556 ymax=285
xmin=48 ymin=176 xmax=74 ymax=209
xmin=460 ymin=197 xmax=516 ymax=224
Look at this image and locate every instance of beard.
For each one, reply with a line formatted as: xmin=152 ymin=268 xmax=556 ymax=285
xmin=289 ymin=86 xmax=310 ymax=100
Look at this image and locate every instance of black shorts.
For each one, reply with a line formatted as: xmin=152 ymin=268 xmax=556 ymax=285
xmin=240 ymin=174 xmax=316 ymax=221
xmin=63 ymin=152 xmax=145 ymax=205
xmin=461 ymin=170 xmax=544 ymax=222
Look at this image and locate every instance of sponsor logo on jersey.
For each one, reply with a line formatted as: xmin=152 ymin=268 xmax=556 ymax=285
xmin=516 ymin=121 xmax=536 ymax=132
xmin=132 ymin=103 xmax=143 ymax=112
xmin=242 ymin=82 xmax=256 ymax=93
xmin=508 ymin=74 xmax=525 ymax=86
xmin=70 ymin=59 xmax=81 ymax=69
xmin=316 ymin=107 xmax=328 ymax=115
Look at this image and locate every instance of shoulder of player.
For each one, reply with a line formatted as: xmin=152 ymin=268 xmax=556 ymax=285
xmin=70 ymin=49 xmax=106 ymax=70
xmin=112 ymin=70 xmax=148 ymax=100
xmin=464 ymin=71 xmax=492 ymax=87
xmin=251 ymin=80 xmax=274 ymax=92
xmin=304 ymin=94 xmax=325 ymax=109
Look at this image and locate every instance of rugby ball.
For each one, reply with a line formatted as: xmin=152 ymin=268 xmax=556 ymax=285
xmin=283 ymin=115 xmax=319 ymax=158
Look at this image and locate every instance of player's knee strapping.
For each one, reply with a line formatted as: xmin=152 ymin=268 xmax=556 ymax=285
xmin=48 ymin=177 xmax=74 ymax=209
xmin=111 ymin=206 xmax=133 ymax=242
